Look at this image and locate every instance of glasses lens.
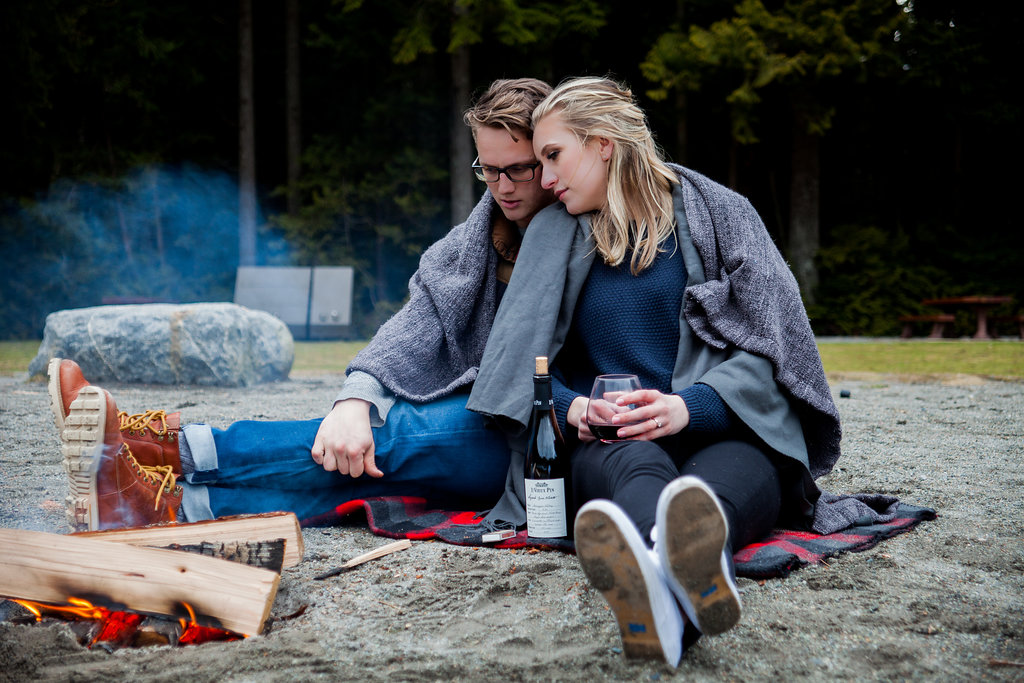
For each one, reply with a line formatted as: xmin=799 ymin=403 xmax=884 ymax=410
xmin=472 ymin=164 xmax=536 ymax=183
xmin=505 ymin=166 xmax=535 ymax=182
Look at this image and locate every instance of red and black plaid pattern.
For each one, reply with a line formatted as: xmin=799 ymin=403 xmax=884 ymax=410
xmin=303 ymin=498 xmax=935 ymax=579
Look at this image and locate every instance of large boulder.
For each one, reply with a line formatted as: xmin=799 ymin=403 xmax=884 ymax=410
xmin=29 ymin=303 xmax=294 ymax=386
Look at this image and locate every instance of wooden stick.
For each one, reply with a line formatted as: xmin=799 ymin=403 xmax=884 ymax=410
xmin=314 ymin=539 xmax=412 ymax=580
xmin=0 ymin=528 xmax=279 ymax=635
xmin=75 ymin=512 xmax=304 ymax=568
xmin=989 ymin=659 xmax=1024 ymax=668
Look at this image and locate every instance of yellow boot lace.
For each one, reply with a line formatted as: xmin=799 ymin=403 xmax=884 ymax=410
xmin=119 ymin=409 xmax=170 ymax=437
xmin=123 ymin=444 xmax=180 ymax=511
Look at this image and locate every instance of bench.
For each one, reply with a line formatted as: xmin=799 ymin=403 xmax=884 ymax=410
xmin=921 ymin=296 xmax=1014 ymax=339
xmin=989 ymin=314 xmax=1024 ymax=339
xmin=899 ymin=314 xmax=955 ymax=339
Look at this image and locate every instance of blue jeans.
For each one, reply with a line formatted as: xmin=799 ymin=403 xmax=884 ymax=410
xmin=179 ymin=393 xmax=510 ymax=522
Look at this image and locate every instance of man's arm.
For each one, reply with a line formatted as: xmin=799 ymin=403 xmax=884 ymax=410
xmin=334 ymin=370 xmax=397 ymax=426
xmin=314 ymin=194 xmax=500 ymax=475
xmin=345 ymin=193 xmax=499 ymax=403
xmin=310 ymin=371 xmax=395 ymax=478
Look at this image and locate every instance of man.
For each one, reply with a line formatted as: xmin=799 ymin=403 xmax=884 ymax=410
xmin=51 ymin=77 xmax=555 ymax=531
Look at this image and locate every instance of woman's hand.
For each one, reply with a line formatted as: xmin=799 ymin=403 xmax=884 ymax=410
xmin=610 ymin=390 xmax=689 ymax=441
xmin=566 ymin=396 xmax=596 ymax=442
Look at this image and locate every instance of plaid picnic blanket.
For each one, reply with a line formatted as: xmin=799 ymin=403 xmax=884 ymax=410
xmin=303 ymin=497 xmax=936 ymax=579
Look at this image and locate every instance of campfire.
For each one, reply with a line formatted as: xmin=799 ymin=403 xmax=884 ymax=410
xmin=10 ymin=596 xmax=243 ymax=649
xmin=0 ymin=512 xmax=304 ymax=646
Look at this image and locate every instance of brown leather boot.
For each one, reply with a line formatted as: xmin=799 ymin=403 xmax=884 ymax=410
xmin=62 ymin=385 xmax=183 ymax=531
xmin=47 ymin=357 xmax=89 ymax=434
xmin=48 ymin=358 xmax=182 ymax=472
xmin=118 ymin=409 xmax=182 ymax=472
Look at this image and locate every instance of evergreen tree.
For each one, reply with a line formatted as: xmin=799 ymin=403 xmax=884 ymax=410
xmin=643 ymin=0 xmax=906 ymax=302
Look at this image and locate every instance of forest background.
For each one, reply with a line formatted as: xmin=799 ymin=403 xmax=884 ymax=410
xmin=2 ymin=0 xmax=1021 ymax=341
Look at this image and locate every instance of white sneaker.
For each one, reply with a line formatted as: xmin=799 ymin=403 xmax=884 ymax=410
xmin=655 ymin=476 xmax=742 ymax=636
xmin=574 ymin=499 xmax=684 ymax=667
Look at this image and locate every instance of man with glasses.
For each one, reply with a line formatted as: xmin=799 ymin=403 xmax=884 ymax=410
xmin=312 ymin=77 xmax=554 ymax=488
xmin=50 ymin=78 xmax=556 ymax=530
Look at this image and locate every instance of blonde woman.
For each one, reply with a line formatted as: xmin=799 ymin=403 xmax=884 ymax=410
xmin=473 ymin=76 xmax=844 ymax=666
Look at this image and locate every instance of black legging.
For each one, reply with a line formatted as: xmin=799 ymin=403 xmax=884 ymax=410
xmin=571 ymin=438 xmax=783 ymax=553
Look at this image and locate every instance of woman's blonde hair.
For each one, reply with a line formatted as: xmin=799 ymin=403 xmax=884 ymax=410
xmin=532 ymin=77 xmax=678 ymax=273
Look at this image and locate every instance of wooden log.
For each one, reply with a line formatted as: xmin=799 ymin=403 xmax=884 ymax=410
xmin=74 ymin=511 xmax=304 ymax=568
xmin=0 ymin=528 xmax=279 ymax=635
xmin=161 ymin=539 xmax=286 ymax=573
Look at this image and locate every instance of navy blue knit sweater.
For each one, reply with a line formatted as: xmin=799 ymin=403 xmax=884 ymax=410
xmin=551 ymin=237 xmax=733 ymax=436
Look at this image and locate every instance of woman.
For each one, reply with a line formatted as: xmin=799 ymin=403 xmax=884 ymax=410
xmin=517 ymin=76 xmax=840 ymax=666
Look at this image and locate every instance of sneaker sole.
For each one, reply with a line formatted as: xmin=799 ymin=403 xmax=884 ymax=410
xmin=662 ymin=480 xmax=741 ymax=636
xmin=574 ymin=506 xmax=677 ymax=664
xmin=47 ymin=357 xmax=67 ymax=435
xmin=62 ymin=386 xmax=105 ymax=531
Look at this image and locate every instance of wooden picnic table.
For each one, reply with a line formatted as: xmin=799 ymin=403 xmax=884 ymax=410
xmin=921 ymin=296 xmax=1014 ymax=340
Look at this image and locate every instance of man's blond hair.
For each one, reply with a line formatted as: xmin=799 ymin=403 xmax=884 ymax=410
xmin=464 ymin=78 xmax=552 ymax=142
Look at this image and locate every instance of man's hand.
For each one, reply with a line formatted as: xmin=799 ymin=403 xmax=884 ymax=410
xmin=311 ymin=399 xmax=384 ymax=478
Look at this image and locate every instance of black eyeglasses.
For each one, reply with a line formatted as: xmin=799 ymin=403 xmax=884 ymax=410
xmin=471 ymin=157 xmax=541 ymax=183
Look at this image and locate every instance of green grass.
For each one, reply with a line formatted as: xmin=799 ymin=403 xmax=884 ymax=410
xmin=0 ymin=339 xmax=369 ymax=376
xmin=291 ymin=340 xmax=367 ymax=373
xmin=817 ymin=340 xmax=1024 ymax=379
xmin=0 ymin=341 xmax=42 ymax=374
xmin=3 ymin=339 xmax=1022 ymax=379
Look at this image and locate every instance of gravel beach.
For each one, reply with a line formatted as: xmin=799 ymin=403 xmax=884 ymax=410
xmin=1 ymin=369 xmax=1022 ymax=681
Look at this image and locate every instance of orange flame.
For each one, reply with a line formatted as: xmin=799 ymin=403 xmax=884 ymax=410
xmin=13 ymin=597 xmax=108 ymax=621
xmin=178 ymin=601 xmax=246 ymax=645
xmin=12 ymin=597 xmax=245 ymax=646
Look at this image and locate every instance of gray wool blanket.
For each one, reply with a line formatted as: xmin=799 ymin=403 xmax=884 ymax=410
xmin=469 ymin=165 xmax=896 ymax=536
xmin=346 ymin=190 xmax=501 ymax=402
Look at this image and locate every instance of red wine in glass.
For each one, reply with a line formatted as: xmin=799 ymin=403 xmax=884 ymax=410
xmin=586 ymin=374 xmax=642 ymax=443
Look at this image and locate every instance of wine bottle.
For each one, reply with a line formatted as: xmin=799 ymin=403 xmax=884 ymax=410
xmin=524 ymin=356 xmax=571 ymax=538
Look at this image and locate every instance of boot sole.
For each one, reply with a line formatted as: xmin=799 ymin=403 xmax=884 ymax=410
xmin=46 ymin=357 xmax=67 ymax=435
xmin=62 ymin=386 xmax=105 ymax=531
xmin=660 ymin=479 xmax=741 ymax=636
xmin=574 ymin=504 xmax=681 ymax=665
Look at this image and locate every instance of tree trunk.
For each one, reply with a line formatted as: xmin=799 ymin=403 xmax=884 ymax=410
xmin=106 ymin=132 xmax=133 ymax=264
xmin=238 ymin=0 xmax=258 ymax=267
xmin=673 ymin=0 xmax=688 ymax=164
xmin=674 ymin=89 xmax=689 ymax=165
xmin=449 ymin=42 xmax=473 ymax=225
xmin=788 ymin=117 xmax=820 ymax=304
xmin=375 ymin=231 xmax=388 ymax=305
xmin=727 ymin=138 xmax=739 ymax=190
xmin=151 ymin=168 xmax=166 ymax=268
xmin=285 ymin=0 xmax=302 ymax=217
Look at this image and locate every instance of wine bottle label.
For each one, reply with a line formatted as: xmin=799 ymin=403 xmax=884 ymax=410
xmin=524 ymin=478 xmax=567 ymax=538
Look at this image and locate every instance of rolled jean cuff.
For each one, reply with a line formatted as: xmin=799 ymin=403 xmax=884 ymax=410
xmin=182 ymin=424 xmax=218 ymax=483
xmin=179 ymin=480 xmax=214 ymax=522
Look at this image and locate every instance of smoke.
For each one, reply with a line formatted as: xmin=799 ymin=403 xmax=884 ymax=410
xmin=2 ymin=164 xmax=293 ymax=338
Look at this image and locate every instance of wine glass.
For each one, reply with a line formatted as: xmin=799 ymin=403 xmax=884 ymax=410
xmin=586 ymin=374 xmax=642 ymax=443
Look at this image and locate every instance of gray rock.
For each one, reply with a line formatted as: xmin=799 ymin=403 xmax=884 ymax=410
xmin=29 ymin=303 xmax=294 ymax=386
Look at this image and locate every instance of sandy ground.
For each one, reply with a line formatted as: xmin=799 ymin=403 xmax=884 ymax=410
xmin=1 ymin=369 xmax=1022 ymax=682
